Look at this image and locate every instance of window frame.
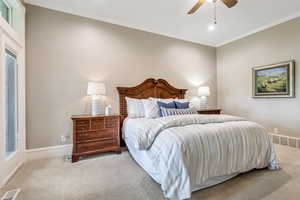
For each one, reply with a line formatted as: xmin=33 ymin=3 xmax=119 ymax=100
xmin=0 ymin=0 xmax=13 ymax=25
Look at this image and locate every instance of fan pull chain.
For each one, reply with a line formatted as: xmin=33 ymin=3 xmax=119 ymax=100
xmin=213 ymin=0 xmax=217 ymax=25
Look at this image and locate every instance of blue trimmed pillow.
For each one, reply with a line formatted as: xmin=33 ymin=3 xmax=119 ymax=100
xmin=157 ymin=101 xmax=176 ymax=117
xmin=160 ymin=107 xmax=197 ymax=117
xmin=174 ymin=101 xmax=189 ymax=109
xmin=157 ymin=101 xmax=176 ymax=109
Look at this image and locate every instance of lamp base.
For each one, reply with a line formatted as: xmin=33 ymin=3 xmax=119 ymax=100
xmin=91 ymin=95 xmax=104 ymax=116
xmin=199 ymin=96 xmax=208 ymax=110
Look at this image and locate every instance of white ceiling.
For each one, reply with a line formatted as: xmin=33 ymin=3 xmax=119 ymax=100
xmin=25 ymin=0 xmax=300 ymax=47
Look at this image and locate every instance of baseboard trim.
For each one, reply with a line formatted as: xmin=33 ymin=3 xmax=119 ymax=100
xmin=0 ymin=162 xmax=23 ymax=189
xmin=26 ymin=144 xmax=73 ymax=161
xmin=269 ymin=133 xmax=300 ymax=149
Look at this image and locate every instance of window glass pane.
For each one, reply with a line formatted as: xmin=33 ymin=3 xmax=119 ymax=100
xmin=11 ymin=0 xmax=24 ymax=35
xmin=0 ymin=0 xmax=24 ymax=37
xmin=0 ymin=0 xmax=10 ymax=23
xmin=5 ymin=49 xmax=17 ymax=157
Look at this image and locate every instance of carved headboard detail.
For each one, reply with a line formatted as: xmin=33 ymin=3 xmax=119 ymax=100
xmin=117 ymin=78 xmax=187 ymax=120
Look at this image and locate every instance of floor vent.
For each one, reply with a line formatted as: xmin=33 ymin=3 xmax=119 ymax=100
xmin=269 ymin=133 xmax=300 ymax=149
xmin=1 ymin=189 xmax=21 ymax=200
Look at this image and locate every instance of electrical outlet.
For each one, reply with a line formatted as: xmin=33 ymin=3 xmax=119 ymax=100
xmin=60 ymin=135 xmax=66 ymax=143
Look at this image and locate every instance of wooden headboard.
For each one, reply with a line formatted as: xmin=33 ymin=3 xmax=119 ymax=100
xmin=117 ymin=78 xmax=187 ymax=120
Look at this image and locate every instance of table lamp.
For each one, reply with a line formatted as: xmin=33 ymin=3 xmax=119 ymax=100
xmin=198 ymin=86 xmax=210 ymax=110
xmin=87 ymin=82 xmax=106 ymax=116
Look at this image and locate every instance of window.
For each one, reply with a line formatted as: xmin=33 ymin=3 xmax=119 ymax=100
xmin=0 ymin=0 xmax=12 ymax=24
xmin=5 ymin=49 xmax=18 ymax=157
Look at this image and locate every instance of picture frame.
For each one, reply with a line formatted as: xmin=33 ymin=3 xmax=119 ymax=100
xmin=252 ymin=60 xmax=295 ymax=98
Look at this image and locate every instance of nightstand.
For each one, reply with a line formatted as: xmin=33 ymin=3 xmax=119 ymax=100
xmin=198 ymin=109 xmax=222 ymax=115
xmin=71 ymin=115 xmax=121 ymax=162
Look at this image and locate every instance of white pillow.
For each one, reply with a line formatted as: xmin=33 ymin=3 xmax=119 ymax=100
xmin=125 ymin=97 xmax=145 ymax=118
xmin=174 ymin=99 xmax=190 ymax=103
xmin=150 ymin=98 xmax=192 ymax=105
xmin=143 ymin=99 xmax=160 ymax=118
xmin=149 ymin=97 xmax=176 ymax=103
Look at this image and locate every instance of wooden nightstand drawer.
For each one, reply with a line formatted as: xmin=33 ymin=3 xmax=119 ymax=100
xmin=91 ymin=118 xmax=105 ymax=130
xmin=76 ymin=129 xmax=118 ymax=142
xmin=105 ymin=117 xmax=119 ymax=128
xmin=71 ymin=114 xmax=121 ymax=162
xmin=75 ymin=120 xmax=90 ymax=131
xmin=77 ymin=139 xmax=117 ymax=153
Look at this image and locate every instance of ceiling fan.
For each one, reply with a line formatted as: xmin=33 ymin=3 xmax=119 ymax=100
xmin=188 ymin=0 xmax=238 ymax=14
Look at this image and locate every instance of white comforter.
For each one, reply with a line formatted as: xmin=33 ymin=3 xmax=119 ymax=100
xmin=124 ymin=114 xmax=279 ymax=200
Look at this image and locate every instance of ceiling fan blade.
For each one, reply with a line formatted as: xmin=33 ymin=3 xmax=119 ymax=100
xmin=221 ymin=0 xmax=238 ymax=8
xmin=188 ymin=0 xmax=206 ymax=14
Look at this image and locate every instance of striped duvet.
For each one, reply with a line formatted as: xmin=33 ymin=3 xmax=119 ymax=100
xmin=123 ymin=114 xmax=279 ymax=200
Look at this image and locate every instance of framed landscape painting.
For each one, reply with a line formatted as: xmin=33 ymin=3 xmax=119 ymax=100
xmin=252 ymin=61 xmax=295 ymax=98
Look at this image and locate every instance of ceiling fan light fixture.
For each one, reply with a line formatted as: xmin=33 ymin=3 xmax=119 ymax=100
xmin=208 ymin=1 xmax=217 ymax=31
xmin=187 ymin=0 xmax=237 ymax=14
xmin=208 ymin=23 xmax=216 ymax=31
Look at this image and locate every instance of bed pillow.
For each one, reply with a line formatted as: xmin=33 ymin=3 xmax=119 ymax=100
xmin=157 ymin=101 xmax=176 ymax=117
xmin=160 ymin=107 xmax=197 ymax=117
xmin=143 ymin=98 xmax=176 ymax=119
xmin=176 ymin=99 xmax=197 ymax=108
xmin=174 ymin=101 xmax=190 ymax=109
xmin=149 ymin=97 xmax=176 ymax=103
xmin=157 ymin=101 xmax=176 ymax=109
xmin=153 ymin=98 xmax=192 ymax=107
xmin=143 ymin=99 xmax=160 ymax=118
xmin=174 ymin=99 xmax=190 ymax=102
xmin=125 ymin=97 xmax=145 ymax=118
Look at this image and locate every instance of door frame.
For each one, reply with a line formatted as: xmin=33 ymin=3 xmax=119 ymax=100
xmin=0 ymin=14 xmax=25 ymax=188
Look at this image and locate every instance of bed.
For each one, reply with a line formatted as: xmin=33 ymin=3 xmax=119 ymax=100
xmin=117 ymin=78 xmax=279 ymax=200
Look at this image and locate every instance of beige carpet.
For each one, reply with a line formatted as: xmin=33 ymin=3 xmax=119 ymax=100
xmin=1 ymin=145 xmax=300 ymax=200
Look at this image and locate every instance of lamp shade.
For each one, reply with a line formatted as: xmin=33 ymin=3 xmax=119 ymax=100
xmin=198 ymin=86 xmax=210 ymax=97
xmin=87 ymin=82 xmax=106 ymax=96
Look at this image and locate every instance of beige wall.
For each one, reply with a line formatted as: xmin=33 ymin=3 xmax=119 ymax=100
xmin=26 ymin=5 xmax=217 ymax=149
xmin=217 ymin=17 xmax=300 ymax=138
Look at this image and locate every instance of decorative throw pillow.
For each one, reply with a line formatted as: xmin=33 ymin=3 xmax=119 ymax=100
xmin=157 ymin=101 xmax=176 ymax=109
xmin=143 ymin=99 xmax=160 ymax=118
xmin=125 ymin=97 xmax=145 ymax=118
xmin=153 ymin=98 xmax=192 ymax=107
xmin=157 ymin=101 xmax=176 ymax=117
xmin=160 ymin=107 xmax=197 ymax=117
xmin=176 ymin=98 xmax=196 ymax=108
xmin=174 ymin=101 xmax=190 ymax=109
